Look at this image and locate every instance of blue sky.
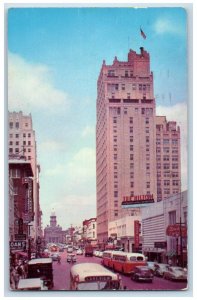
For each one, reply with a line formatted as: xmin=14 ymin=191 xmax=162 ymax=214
xmin=8 ymin=7 xmax=188 ymax=229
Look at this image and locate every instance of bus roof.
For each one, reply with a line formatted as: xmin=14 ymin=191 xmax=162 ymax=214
xmin=103 ymin=250 xmax=145 ymax=258
xmin=18 ymin=278 xmax=42 ymax=289
xmin=28 ymin=258 xmax=52 ymax=265
xmin=70 ymin=263 xmax=119 ymax=281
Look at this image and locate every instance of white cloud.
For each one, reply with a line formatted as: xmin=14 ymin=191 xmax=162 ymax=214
xmin=39 ymin=139 xmax=67 ymax=152
xmin=81 ymin=125 xmax=95 ymax=138
xmin=154 ymin=18 xmax=184 ymax=36
xmin=156 ymin=102 xmax=188 ymax=190
xmin=8 ymin=52 xmax=69 ymax=114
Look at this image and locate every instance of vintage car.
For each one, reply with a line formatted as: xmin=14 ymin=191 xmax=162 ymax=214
xmin=131 ymin=266 xmax=154 ymax=283
xmin=154 ymin=263 xmax=169 ymax=277
xmin=67 ymin=253 xmax=77 ymax=263
xmin=163 ymin=266 xmax=187 ymax=281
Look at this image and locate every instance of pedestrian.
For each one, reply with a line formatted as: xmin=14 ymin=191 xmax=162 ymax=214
xmin=10 ymin=267 xmax=15 ymax=290
xmin=57 ymin=256 xmax=61 ymax=264
xmin=13 ymin=268 xmax=20 ymax=289
xmin=17 ymin=264 xmax=23 ymax=279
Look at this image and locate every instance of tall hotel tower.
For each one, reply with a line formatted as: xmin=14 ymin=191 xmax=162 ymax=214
xmin=96 ymin=48 xmax=181 ymax=242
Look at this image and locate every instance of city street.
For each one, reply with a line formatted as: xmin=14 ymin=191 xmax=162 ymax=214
xmin=52 ymin=250 xmax=188 ymax=291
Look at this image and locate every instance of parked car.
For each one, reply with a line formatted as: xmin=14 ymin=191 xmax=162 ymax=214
xmin=50 ymin=253 xmax=60 ymax=261
xmin=163 ymin=266 xmax=187 ymax=281
xmin=67 ymin=254 xmax=77 ymax=263
xmin=76 ymin=249 xmax=83 ymax=255
xmin=154 ymin=263 xmax=169 ymax=277
xmin=146 ymin=261 xmax=156 ymax=274
xmin=97 ymin=251 xmax=104 ymax=258
xmin=67 ymin=246 xmax=73 ymax=253
xmin=131 ymin=266 xmax=154 ymax=283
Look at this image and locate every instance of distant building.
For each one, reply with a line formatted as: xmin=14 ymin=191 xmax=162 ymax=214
xmin=83 ymin=218 xmax=97 ymax=243
xmin=44 ymin=213 xmax=66 ymax=244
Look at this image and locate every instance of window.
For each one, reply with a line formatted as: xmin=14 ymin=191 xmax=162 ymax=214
xmin=130 ymin=163 xmax=134 ymax=169
xmin=146 ymin=147 xmax=149 ymax=152
xmin=164 ymin=180 xmax=170 ymax=186
xmin=164 ymin=164 xmax=170 ymax=170
xmin=130 ymin=136 xmax=133 ymax=143
xmin=164 ymin=147 xmax=170 ymax=153
xmin=23 ymin=141 xmax=26 ymax=145
xmin=28 ymin=141 xmax=31 ymax=146
xmin=130 ymin=145 xmax=133 ymax=151
xmin=9 ymin=141 xmax=13 ymax=145
xmin=130 ymin=172 xmax=134 ymax=179
xmin=15 ymin=141 xmax=19 ymax=146
xmin=9 ymin=148 xmax=13 ymax=153
xmin=130 ymin=154 xmax=134 ymax=160
xmin=122 ymin=84 xmax=125 ymax=90
xmin=28 ymin=148 xmax=31 ymax=153
xmin=15 ymin=148 xmax=19 ymax=153
xmin=130 ymin=127 xmax=133 ymax=133
xmin=132 ymin=84 xmax=136 ymax=90
xmin=146 ymin=182 xmax=150 ymax=188
xmin=9 ymin=122 xmax=13 ymax=129
xmin=163 ymin=156 xmax=169 ymax=161
xmin=23 ymin=133 xmax=26 ymax=138
xmin=130 ymin=117 xmax=133 ymax=124
xmin=145 ymin=118 xmax=149 ymax=124
xmin=114 ymin=191 xmax=118 ymax=197
xmin=113 ymin=118 xmax=117 ymax=124
xmin=124 ymin=108 xmax=127 ymax=115
xmin=173 ymin=180 xmax=179 ymax=186
xmin=28 ymin=133 xmax=31 ymax=138
xmin=125 ymin=70 xmax=128 ymax=77
xmin=130 ymin=182 xmax=134 ymax=188
xmin=28 ymin=156 xmax=31 ymax=160
xmin=141 ymin=108 xmax=145 ymax=115
xmin=15 ymin=122 xmax=19 ymax=129
xmin=172 ymin=164 xmax=178 ymax=169
xmin=146 ymin=137 xmax=149 ymax=143
xmin=172 ymin=156 xmax=178 ymax=161
xmin=127 ymin=93 xmax=131 ymax=99
xmin=114 ymin=154 xmax=117 ymax=160
xmin=25 ymin=123 xmax=28 ymax=127
xmin=114 ymin=211 xmax=118 ymax=217
xmin=130 ymin=191 xmax=134 ymax=196
xmin=9 ymin=134 xmax=13 ymax=138
xmin=15 ymin=134 xmax=19 ymax=138
xmin=169 ymin=211 xmax=176 ymax=225
xmin=114 ymin=172 xmax=118 ymax=179
xmin=163 ymin=139 xmax=169 ymax=145
xmin=146 ymin=127 xmax=149 ymax=133
xmin=146 ymin=163 xmax=150 ymax=170
xmin=172 ymin=139 xmax=178 ymax=145
xmin=10 ymin=169 xmax=21 ymax=178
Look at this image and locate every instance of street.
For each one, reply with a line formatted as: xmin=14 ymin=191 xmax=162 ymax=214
xmin=52 ymin=250 xmax=188 ymax=291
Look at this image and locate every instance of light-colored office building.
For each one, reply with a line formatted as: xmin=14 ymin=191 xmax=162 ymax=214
xmin=96 ymin=48 xmax=181 ymax=242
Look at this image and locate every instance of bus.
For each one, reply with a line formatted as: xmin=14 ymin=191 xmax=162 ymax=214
xmin=102 ymin=251 xmax=146 ymax=275
xmin=70 ymin=263 xmax=122 ymax=290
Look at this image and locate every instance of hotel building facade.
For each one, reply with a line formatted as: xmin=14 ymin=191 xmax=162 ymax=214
xmin=96 ymin=48 xmax=181 ymax=242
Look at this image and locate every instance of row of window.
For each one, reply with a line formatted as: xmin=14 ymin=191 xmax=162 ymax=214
xmin=9 ymin=141 xmax=31 ymax=146
xmin=9 ymin=133 xmax=31 ymax=138
xmin=9 ymin=148 xmax=31 ymax=154
xmin=9 ymin=122 xmax=29 ymax=129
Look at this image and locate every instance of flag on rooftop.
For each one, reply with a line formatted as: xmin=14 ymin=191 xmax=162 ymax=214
xmin=140 ymin=28 xmax=146 ymax=39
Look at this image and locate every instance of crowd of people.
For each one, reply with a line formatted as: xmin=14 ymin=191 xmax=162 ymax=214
xmin=10 ymin=259 xmax=28 ymax=290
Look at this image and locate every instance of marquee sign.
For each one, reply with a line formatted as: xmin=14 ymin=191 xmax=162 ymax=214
xmin=122 ymin=194 xmax=154 ymax=207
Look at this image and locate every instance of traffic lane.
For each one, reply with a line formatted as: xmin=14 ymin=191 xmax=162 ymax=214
xmin=53 ymin=253 xmax=188 ymax=291
xmin=121 ymin=273 xmax=187 ymax=291
xmin=52 ymin=250 xmax=102 ymax=290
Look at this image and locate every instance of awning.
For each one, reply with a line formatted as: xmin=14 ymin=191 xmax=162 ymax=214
xmin=11 ymin=250 xmax=28 ymax=257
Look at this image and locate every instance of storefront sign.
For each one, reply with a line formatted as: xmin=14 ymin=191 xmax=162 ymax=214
xmin=10 ymin=241 xmax=26 ymax=250
xmin=166 ymin=224 xmax=187 ymax=237
xmin=134 ymin=220 xmax=140 ymax=249
xmin=154 ymin=241 xmax=167 ymax=249
xmin=122 ymin=194 xmax=154 ymax=207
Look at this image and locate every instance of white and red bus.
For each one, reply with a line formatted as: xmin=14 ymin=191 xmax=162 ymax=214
xmin=70 ymin=263 xmax=122 ymax=290
xmin=102 ymin=251 xmax=146 ymax=275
